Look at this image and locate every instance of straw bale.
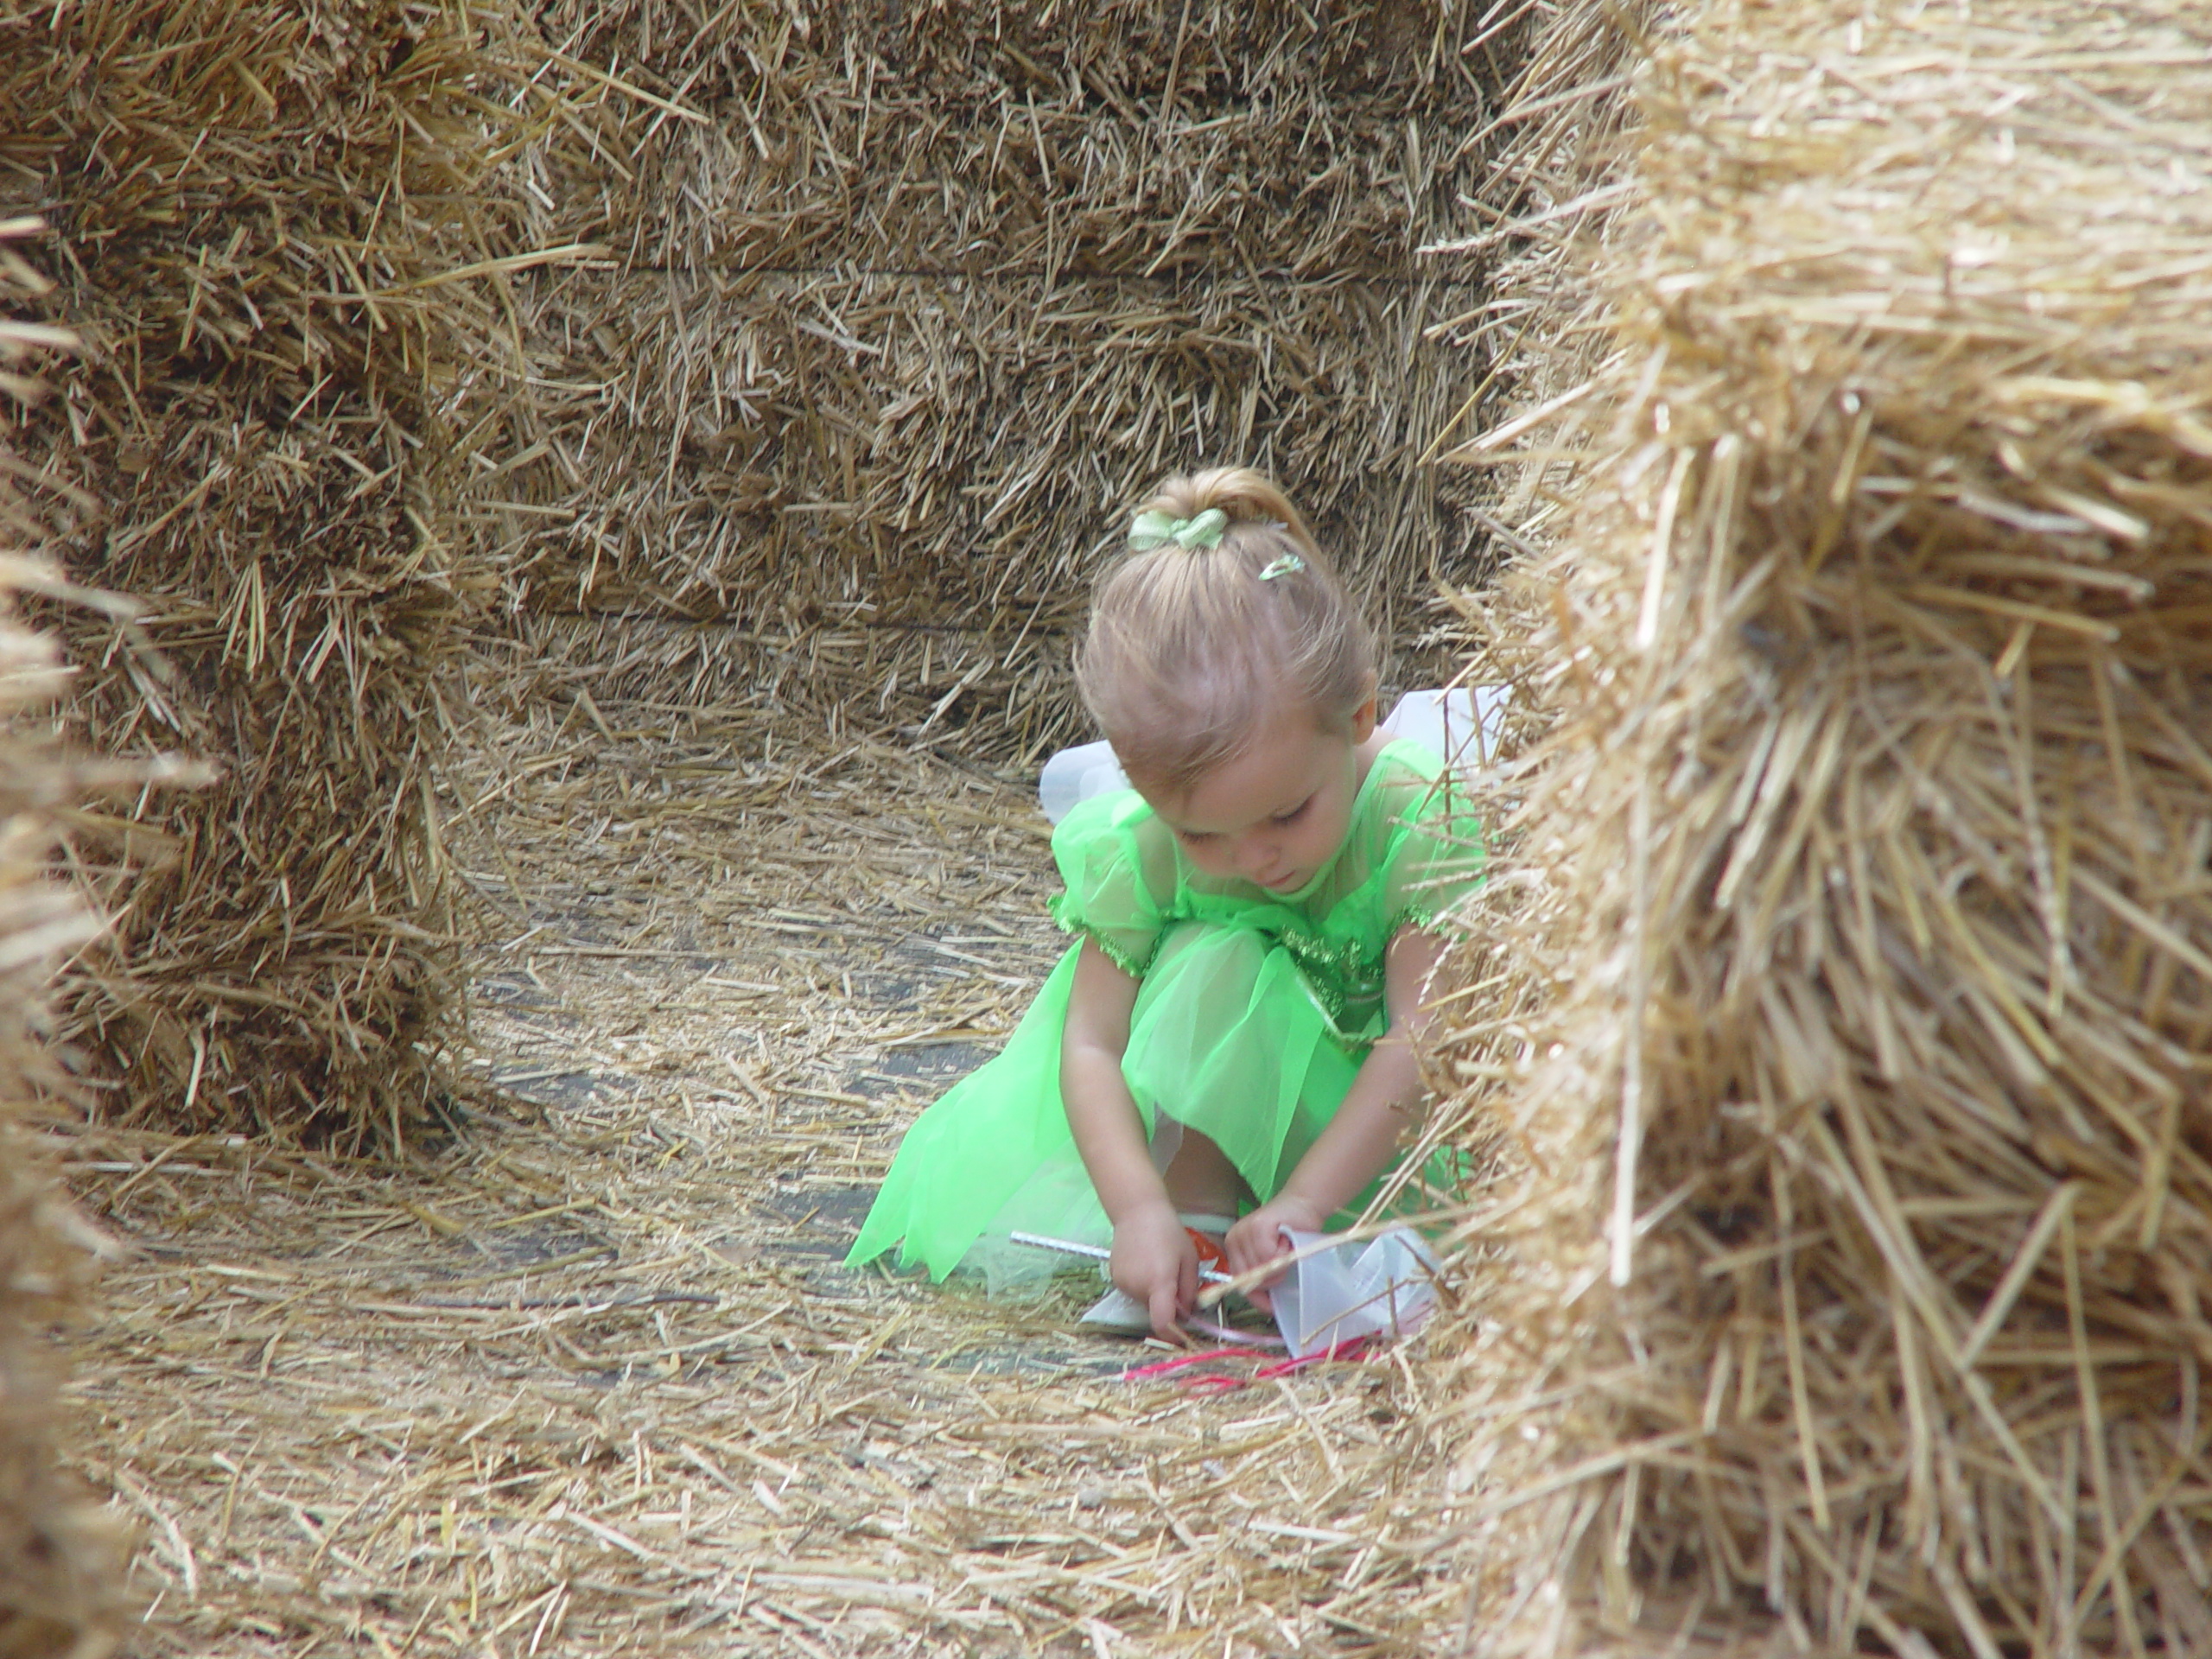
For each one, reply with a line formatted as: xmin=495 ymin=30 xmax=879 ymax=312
xmin=0 ymin=219 xmax=131 ymax=1659
xmin=1420 ymin=0 xmax=2212 ymax=1649
xmin=467 ymin=0 xmax=1535 ymax=760
xmin=0 ymin=0 xmax=541 ymax=1141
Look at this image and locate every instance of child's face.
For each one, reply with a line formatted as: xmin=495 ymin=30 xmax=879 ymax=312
xmin=1145 ymin=699 xmax=1378 ymax=895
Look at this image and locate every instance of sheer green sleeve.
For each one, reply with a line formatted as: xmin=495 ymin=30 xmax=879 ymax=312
xmin=1376 ymin=756 xmax=1488 ymax=937
xmin=1047 ymin=789 xmax=1180 ymax=977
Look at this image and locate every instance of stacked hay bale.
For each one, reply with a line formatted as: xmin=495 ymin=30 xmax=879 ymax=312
xmin=0 ymin=221 xmax=129 ymax=1659
xmin=474 ymin=0 xmax=1528 ymax=760
xmin=1 ymin=1 xmax=537 ymax=1141
xmin=1424 ymin=0 xmax=2212 ymax=1649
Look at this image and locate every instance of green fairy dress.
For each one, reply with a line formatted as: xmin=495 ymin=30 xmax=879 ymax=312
xmin=844 ymin=738 xmax=1485 ymax=1291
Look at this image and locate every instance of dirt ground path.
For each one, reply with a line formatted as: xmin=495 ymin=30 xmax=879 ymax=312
xmin=60 ymin=703 xmax=1460 ymax=1657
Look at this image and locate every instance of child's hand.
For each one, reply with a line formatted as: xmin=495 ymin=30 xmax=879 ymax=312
xmin=1110 ymin=1201 xmax=1198 ymax=1340
xmin=1224 ymin=1193 xmax=1327 ymax=1313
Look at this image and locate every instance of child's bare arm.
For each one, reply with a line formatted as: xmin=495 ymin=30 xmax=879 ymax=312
xmin=1224 ymin=926 xmax=1443 ymax=1287
xmin=1060 ymin=939 xmax=1196 ymax=1336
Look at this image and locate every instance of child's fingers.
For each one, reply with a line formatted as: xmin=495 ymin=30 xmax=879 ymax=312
xmin=1224 ymin=1212 xmax=1292 ymax=1282
xmin=1150 ymin=1245 xmax=1199 ymax=1343
xmin=1149 ymin=1278 xmax=1187 ymax=1344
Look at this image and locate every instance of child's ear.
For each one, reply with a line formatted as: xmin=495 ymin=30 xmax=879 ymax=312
xmin=1348 ymin=677 xmax=1380 ymax=743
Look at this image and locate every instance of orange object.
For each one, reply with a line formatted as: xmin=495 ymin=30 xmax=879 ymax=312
xmin=1185 ymin=1228 xmax=1228 ymax=1272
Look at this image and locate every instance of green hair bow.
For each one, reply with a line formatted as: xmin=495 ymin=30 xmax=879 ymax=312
xmin=1128 ymin=507 xmax=1229 ymax=552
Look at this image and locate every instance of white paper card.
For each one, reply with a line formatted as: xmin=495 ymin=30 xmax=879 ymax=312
xmin=1269 ymin=1227 xmax=1440 ymax=1357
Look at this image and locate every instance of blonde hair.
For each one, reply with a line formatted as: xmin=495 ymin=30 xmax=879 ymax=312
xmin=1074 ymin=467 xmax=1378 ymax=797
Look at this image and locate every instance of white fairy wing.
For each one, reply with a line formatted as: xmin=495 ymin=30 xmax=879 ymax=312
xmin=1377 ymin=686 xmax=1511 ymax=774
xmin=1038 ymin=739 xmax=1129 ymax=826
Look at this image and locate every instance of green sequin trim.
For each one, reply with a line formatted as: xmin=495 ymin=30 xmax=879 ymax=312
xmin=1271 ymin=927 xmax=1386 ymax=1028
xmin=1049 ymin=904 xmax=1159 ymax=979
xmin=1054 ymin=898 xmax=1383 ymax=1028
xmin=1386 ymin=904 xmax=1441 ymax=940
xmin=1054 ymin=891 xmax=1482 ymax=1027
xmin=1386 ymin=852 xmax=1489 ymax=943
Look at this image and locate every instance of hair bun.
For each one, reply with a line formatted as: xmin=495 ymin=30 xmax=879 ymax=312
xmin=1147 ymin=466 xmax=1319 ymax=558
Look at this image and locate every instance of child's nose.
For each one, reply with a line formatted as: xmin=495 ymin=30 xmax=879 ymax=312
xmin=1236 ymin=834 xmax=1281 ymax=877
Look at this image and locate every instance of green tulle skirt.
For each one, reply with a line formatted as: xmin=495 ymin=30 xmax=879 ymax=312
xmin=845 ymin=921 xmax=1376 ymax=1291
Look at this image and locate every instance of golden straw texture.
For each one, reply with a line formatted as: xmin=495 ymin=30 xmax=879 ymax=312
xmin=1 ymin=1 xmax=537 ymax=1142
xmin=467 ymin=0 xmax=1532 ymax=760
xmin=1423 ymin=0 xmax=2212 ymax=1649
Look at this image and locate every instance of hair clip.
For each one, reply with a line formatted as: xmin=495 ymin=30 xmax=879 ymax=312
xmin=1129 ymin=507 xmax=1228 ymax=552
xmin=1258 ymin=553 xmax=1306 ymax=581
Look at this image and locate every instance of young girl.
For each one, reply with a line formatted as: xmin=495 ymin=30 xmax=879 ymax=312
xmin=846 ymin=467 xmax=1483 ymax=1339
